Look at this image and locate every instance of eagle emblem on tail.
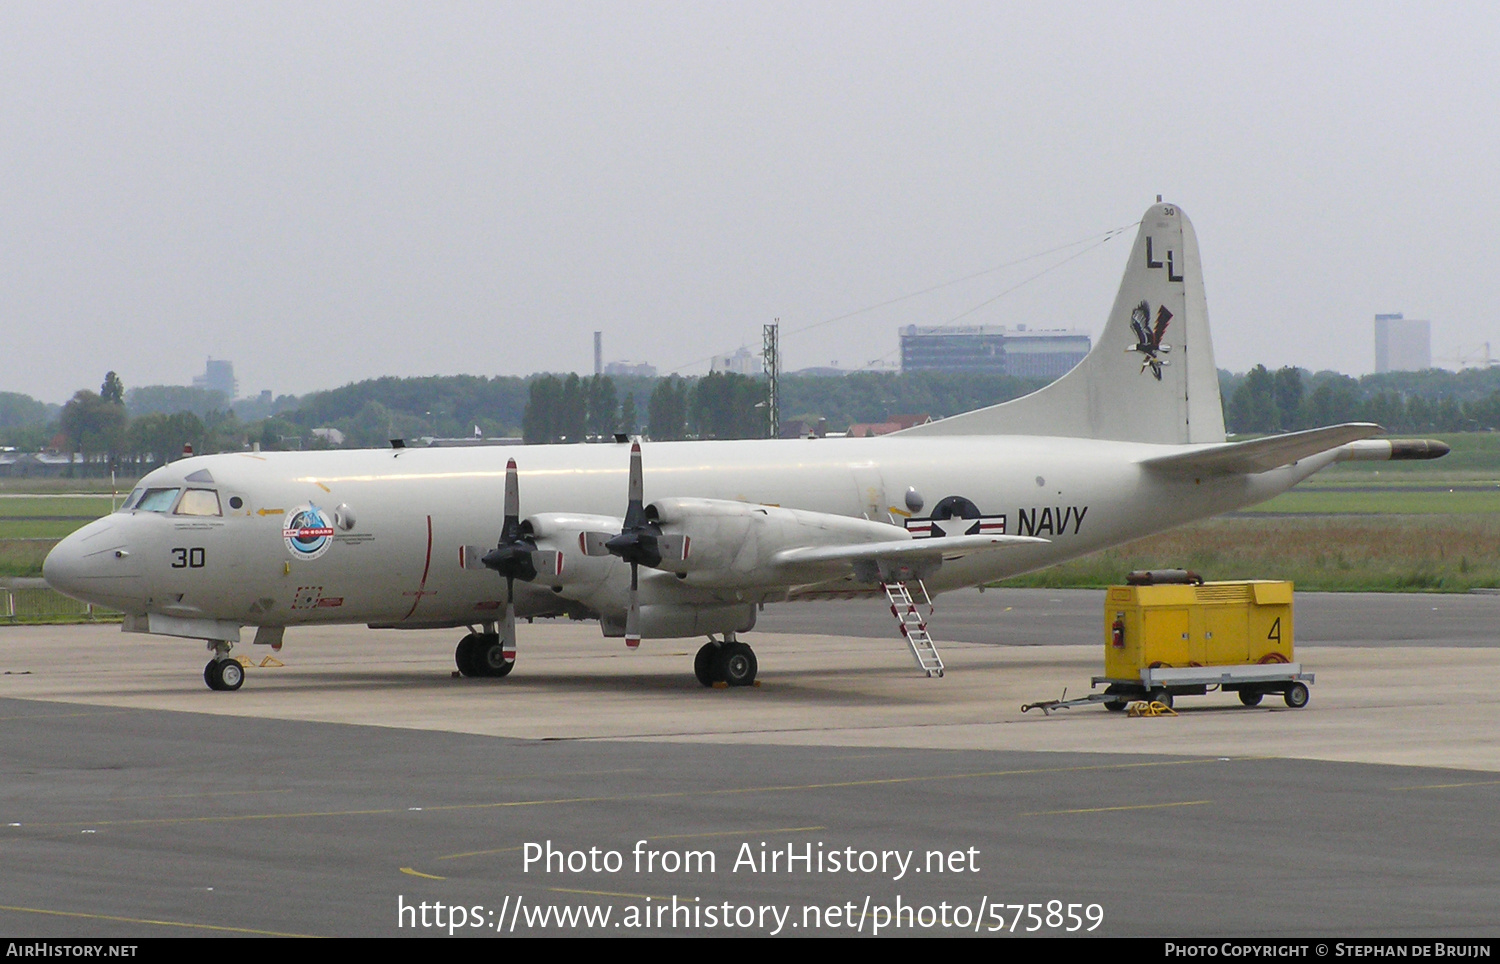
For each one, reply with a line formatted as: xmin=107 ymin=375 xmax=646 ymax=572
xmin=1126 ymin=300 xmax=1172 ymax=380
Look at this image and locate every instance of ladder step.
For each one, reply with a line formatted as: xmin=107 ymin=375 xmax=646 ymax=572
xmin=881 ymin=579 xmax=944 ymax=678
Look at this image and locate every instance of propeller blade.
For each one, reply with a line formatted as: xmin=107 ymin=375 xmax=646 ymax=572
xmin=657 ymin=533 xmax=689 ymax=565
xmin=531 ymin=549 xmax=563 ymax=578
xmin=580 ymin=531 xmax=614 ymax=556
xmin=623 ymin=442 xmax=646 ymax=530
xmin=501 ymin=576 xmax=518 ymax=661
xmin=503 ymin=458 xmax=519 ymax=525
xmin=625 ymin=561 xmax=641 ymax=649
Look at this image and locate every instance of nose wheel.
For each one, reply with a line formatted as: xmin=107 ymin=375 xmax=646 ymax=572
xmin=204 ymin=658 xmax=244 ymax=691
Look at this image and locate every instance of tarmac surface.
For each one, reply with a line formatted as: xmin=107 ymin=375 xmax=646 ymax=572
xmin=2 ymin=588 xmax=1498 ymax=938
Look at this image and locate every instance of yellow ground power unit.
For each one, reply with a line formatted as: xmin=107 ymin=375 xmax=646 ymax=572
xmin=1090 ymin=570 xmax=1312 ymax=710
xmin=1103 ymin=578 xmax=1292 ymax=679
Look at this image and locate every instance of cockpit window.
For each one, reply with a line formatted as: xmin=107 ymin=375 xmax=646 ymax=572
xmin=135 ymin=488 xmax=181 ymax=512
xmin=174 ymin=489 xmax=222 ymax=517
xmin=117 ymin=488 xmax=145 ymax=512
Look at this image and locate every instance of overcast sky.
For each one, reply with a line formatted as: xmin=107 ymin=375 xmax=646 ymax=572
xmin=3 ymin=2 xmax=1496 ymax=404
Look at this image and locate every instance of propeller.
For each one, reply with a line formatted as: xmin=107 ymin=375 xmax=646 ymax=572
xmin=602 ymin=443 xmax=659 ymax=648
xmin=479 ymin=458 xmax=558 ymax=659
xmin=582 ymin=442 xmax=688 ymax=648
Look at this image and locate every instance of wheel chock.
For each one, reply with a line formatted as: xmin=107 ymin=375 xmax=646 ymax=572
xmin=258 ymin=656 xmax=285 ymax=668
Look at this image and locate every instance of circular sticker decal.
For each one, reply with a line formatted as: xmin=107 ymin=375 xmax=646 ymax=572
xmin=283 ymin=504 xmax=335 ymax=560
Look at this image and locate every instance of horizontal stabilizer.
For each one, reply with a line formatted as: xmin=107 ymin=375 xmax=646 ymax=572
xmin=1141 ymin=423 xmax=1385 ymax=475
xmin=771 ymin=533 xmax=1047 ymax=570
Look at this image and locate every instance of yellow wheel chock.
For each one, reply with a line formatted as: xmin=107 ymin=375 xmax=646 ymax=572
xmin=229 ymin=655 xmax=285 ymax=670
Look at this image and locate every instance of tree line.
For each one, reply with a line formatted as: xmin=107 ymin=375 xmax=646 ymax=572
xmin=15 ymin=363 xmax=1500 ymax=475
xmin=1221 ymin=365 xmax=1500 ymax=434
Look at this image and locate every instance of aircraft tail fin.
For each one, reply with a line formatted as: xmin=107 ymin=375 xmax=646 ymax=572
xmin=900 ymin=202 xmax=1226 ymax=444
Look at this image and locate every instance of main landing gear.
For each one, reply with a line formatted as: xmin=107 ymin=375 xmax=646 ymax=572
xmin=204 ymin=641 xmax=244 ymax=692
xmin=455 ymin=630 xmax=514 ymax=678
xmin=694 ymin=633 xmax=758 ymax=688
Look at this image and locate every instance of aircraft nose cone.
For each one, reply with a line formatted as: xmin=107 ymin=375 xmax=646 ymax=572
xmin=43 ymin=520 xmax=142 ymax=607
xmin=42 ymin=531 xmax=90 ymax=597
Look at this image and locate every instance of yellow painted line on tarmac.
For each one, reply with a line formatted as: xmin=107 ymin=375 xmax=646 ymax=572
xmin=0 ymin=903 xmax=319 ymax=938
xmin=11 ymin=758 xmax=1226 ymax=830
xmin=1020 ymin=800 xmax=1211 ymax=817
xmin=436 ymin=825 xmax=826 ymax=861
xmin=549 ymin=887 xmax=668 ymax=901
xmin=1393 ymin=779 xmax=1500 ymax=791
xmin=437 ymin=844 xmax=526 ymax=861
xmin=400 ymin=867 xmax=447 ymax=880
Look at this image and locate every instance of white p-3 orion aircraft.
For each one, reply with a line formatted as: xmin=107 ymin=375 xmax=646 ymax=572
xmin=44 ymin=202 xmax=1447 ymax=691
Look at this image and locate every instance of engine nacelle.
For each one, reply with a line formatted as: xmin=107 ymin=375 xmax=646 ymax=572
xmin=600 ymin=602 xmax=756 ymax=640
xmin=645 ymin=497 xmax=905 ymax=587
xmin=522 ymin=512 xmax=623 ymax=590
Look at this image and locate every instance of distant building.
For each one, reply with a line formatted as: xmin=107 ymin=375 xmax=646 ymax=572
xmin=710 ymin=347 xmax=763 ymax=376
xmin=603 ymin=360 xmax=658 ymax=378
xmin=193 ymin=357 xmax=238 ymax=400
xmin=900 ymin=324 xmax=1090 ymax=378
xmin=1374 ymin=313 xmax=1432 ymax=373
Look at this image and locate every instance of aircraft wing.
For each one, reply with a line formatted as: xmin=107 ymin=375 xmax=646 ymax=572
xmin=1139 ymin=423 xmax=1384 ymax=475
xmin=769 ymin=533 xmax=1048 ymax=580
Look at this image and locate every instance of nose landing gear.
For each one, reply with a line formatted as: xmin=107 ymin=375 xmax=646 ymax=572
xmin=203 ymin=641 xmax=244 ymax=691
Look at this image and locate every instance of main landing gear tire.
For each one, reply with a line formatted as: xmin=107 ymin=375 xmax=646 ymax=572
xmin=716 ymin=642 xmax=758 ymax=687
xmin=455 ymin=633 xmax=481 ymax=677
xmin=694 ymin=642 xmax=718 ymax=687
xmin=1283 ymin=682 xmax=1310 ymax=709
xmin=694 ymin=640 xmax=758 ymax=687
xmin=204 ymin=658 xmax=244 ymax=692
xmin=457 ymin=633 xmax=513 ymax=678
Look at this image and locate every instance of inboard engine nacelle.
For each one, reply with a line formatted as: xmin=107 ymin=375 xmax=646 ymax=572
xmin=642 ymin=497 xmax=908 ymax=586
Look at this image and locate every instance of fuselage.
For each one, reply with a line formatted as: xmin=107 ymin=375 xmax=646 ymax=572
xmin=43 ymin=434 xmax=1329 ymax=633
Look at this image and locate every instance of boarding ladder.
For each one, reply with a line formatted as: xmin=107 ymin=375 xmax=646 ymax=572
xmin=883 ymin=579 xmax=944 ymax=678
